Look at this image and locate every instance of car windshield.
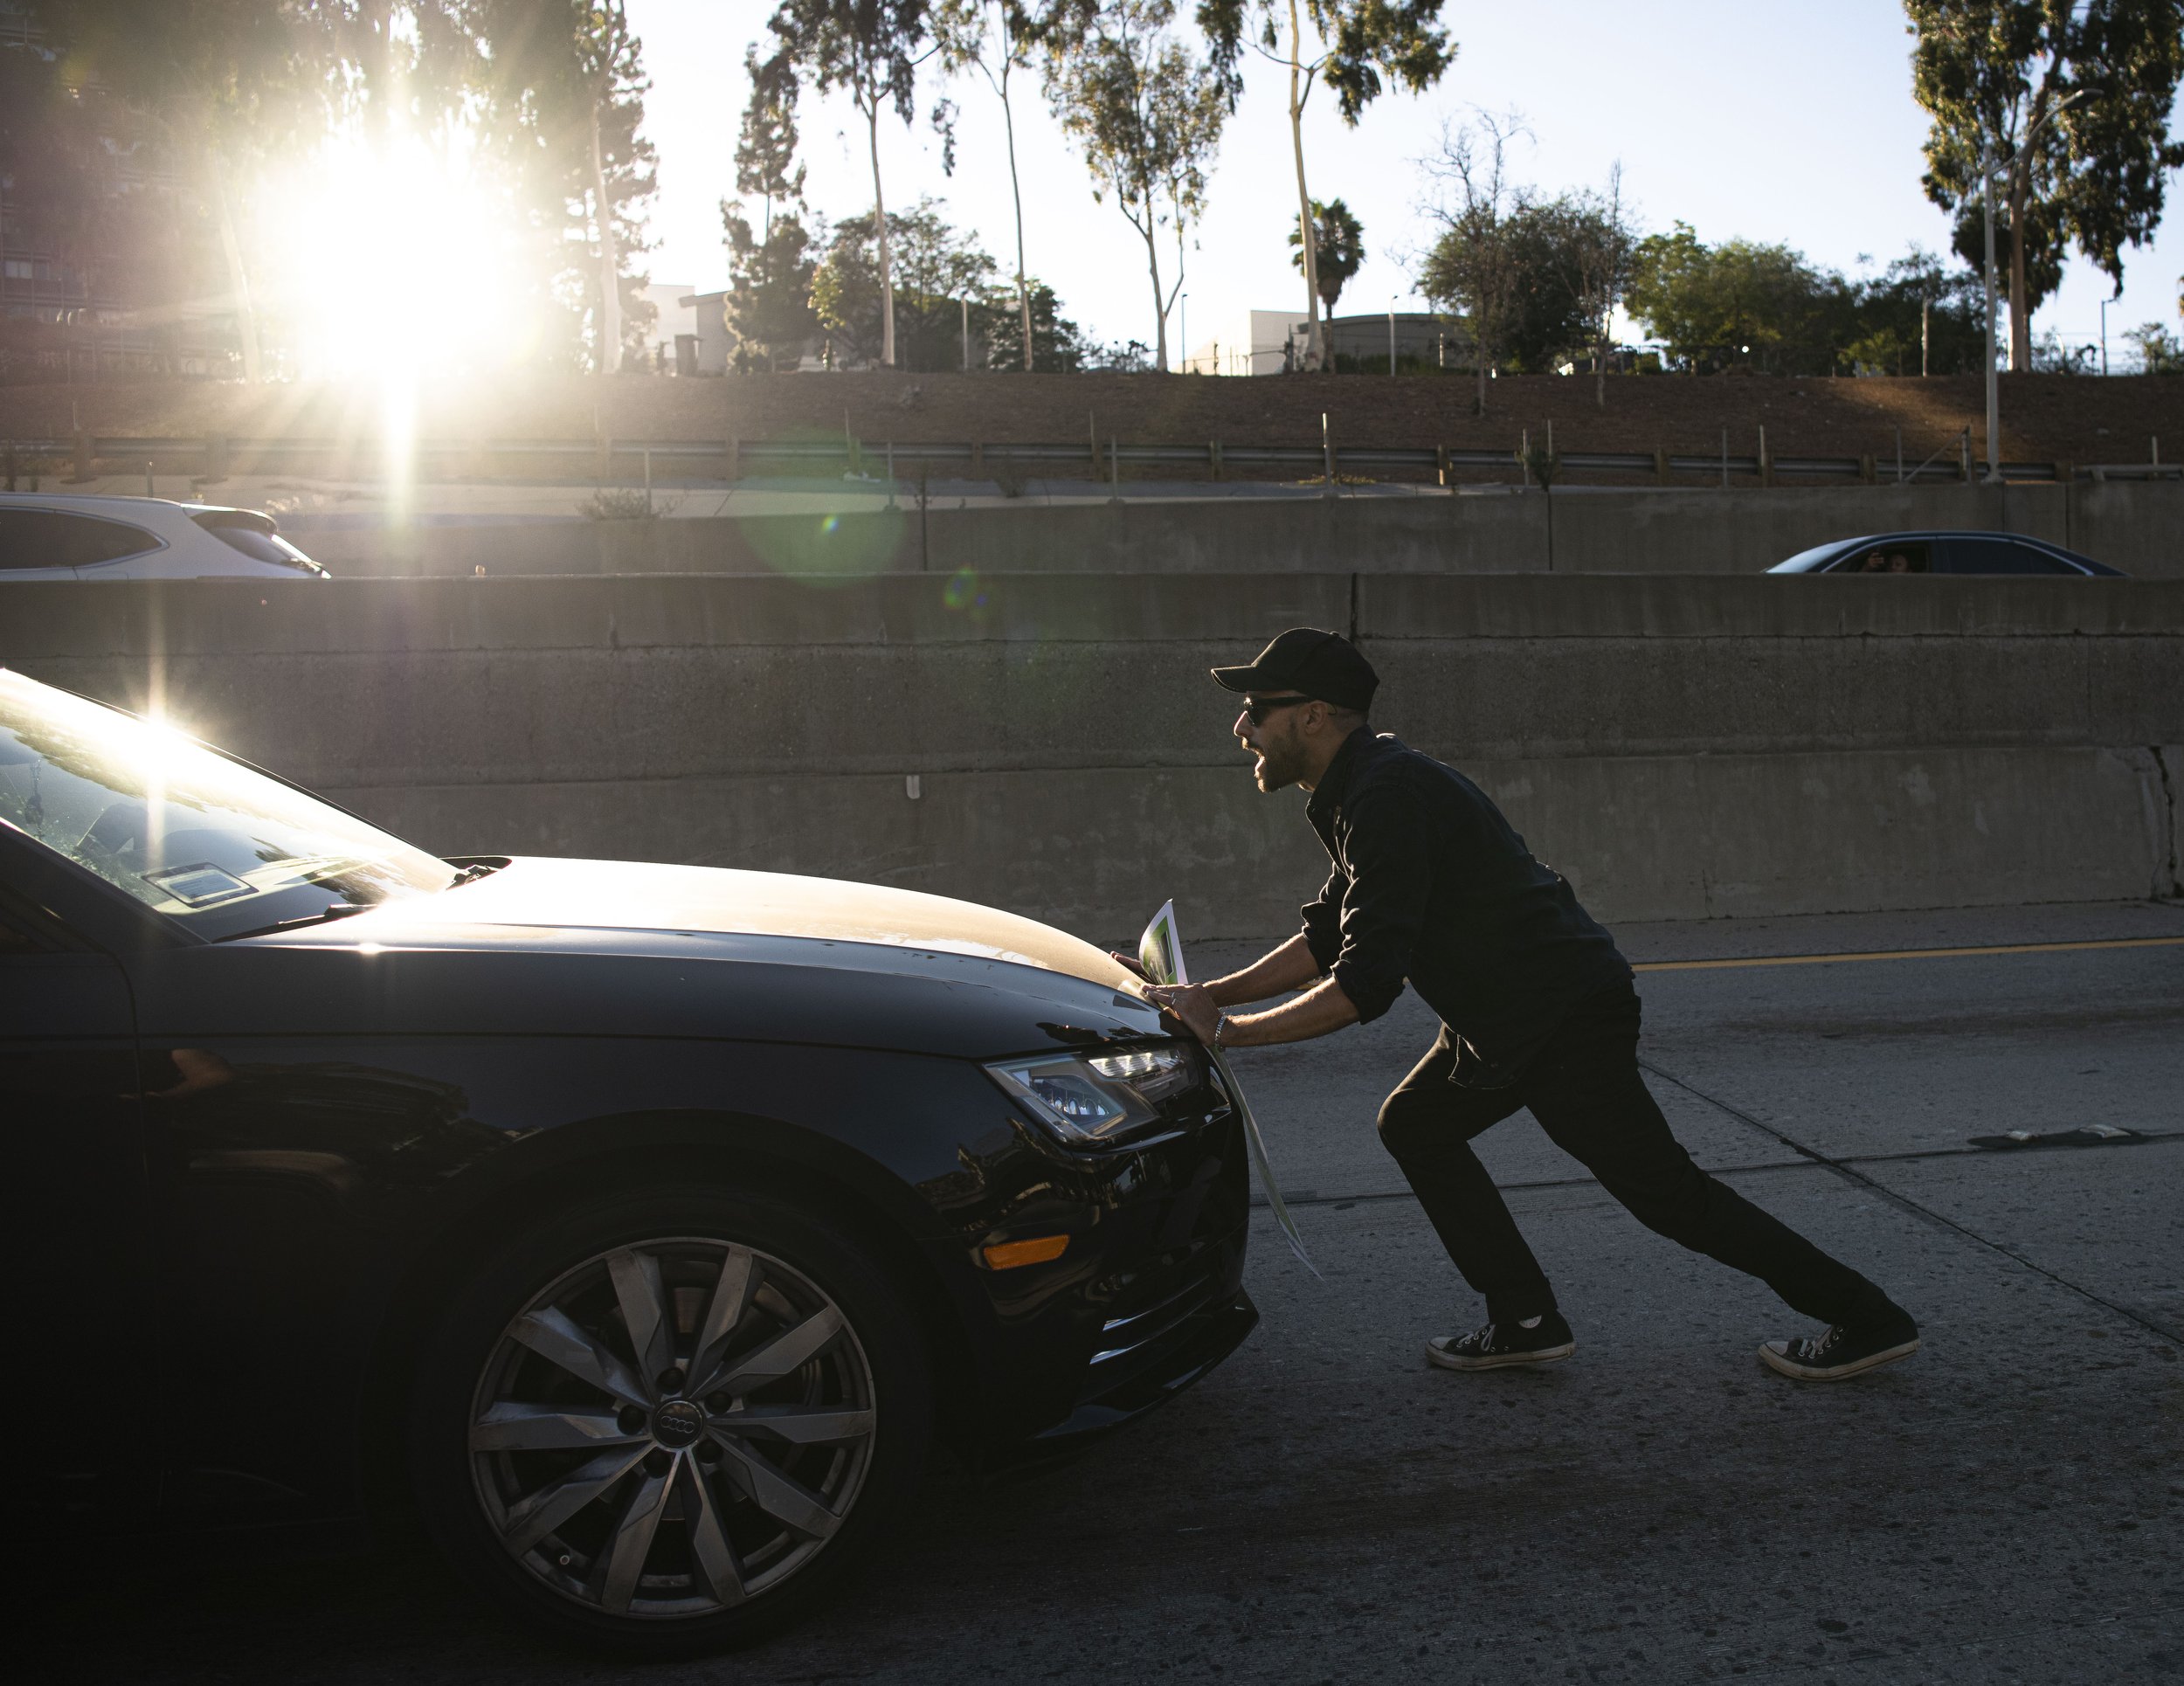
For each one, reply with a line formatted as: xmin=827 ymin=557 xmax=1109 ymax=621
xmin=1773 ymin=539 xmax=1860 ymax=572
xmin=0 ymin=670 xmax=453 ymax=940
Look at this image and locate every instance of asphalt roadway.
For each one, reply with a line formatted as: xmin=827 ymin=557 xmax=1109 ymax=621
xmin=26 ymin=900 xmax=2184 ymax=1684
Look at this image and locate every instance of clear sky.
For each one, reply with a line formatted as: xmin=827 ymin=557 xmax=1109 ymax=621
xmin=630 ymin=0 xmax=2182 ymax=368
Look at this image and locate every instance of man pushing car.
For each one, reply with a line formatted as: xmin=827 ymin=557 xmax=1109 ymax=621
xmin=1134 ymin=627 xmax=1919 ymax=1381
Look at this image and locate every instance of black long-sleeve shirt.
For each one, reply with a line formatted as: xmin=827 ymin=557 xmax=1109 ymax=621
xmin=1301 ymin=729 xmax=1632 ymax=1083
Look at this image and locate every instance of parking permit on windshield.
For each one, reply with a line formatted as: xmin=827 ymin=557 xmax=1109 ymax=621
xmin=1136 ymin=900 xmax=1319 ymax=1278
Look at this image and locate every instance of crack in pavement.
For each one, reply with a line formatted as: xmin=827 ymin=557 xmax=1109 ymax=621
xmin=1637 ymin=1055 xmax=2184 ymax=1344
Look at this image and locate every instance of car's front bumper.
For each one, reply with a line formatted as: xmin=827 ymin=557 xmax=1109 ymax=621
xmin=1036 ymin=1282 xmax=1259 ymax=1444
xmin=930 ymin=1057 xmax=1259 ymax=1462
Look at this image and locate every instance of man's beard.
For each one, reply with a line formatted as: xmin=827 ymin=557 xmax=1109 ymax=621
xmin=1252 ymin=735 xmax=1308 ymax=792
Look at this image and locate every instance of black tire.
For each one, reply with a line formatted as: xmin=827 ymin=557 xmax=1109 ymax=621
xmin=409 ymin=1185 xmax=931 ymax=1656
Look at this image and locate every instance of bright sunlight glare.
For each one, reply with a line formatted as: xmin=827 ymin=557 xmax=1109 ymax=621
xmin=131 ymin=711 xmax=199 ymax=873
xmin=261 ymin=131 xmax=542 ymax=382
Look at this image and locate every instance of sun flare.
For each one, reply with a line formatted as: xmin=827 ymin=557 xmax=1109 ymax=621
xmin=260 ymin=130 xmax=543 ymax=383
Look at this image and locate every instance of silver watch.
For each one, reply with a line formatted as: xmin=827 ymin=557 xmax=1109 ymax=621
xmin=1213 ymin=1014 xmax=1233 ymax=1051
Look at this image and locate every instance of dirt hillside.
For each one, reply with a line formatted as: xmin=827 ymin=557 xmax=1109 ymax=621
xmin=2 ymin=370 xmax=2176 ymax=471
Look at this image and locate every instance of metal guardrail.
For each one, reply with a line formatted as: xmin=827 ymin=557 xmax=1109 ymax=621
xmin=3 ymin=432 xmax=2176 ymax=487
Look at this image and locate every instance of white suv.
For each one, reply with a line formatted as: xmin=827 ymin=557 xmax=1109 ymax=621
xmin=0 ymin=494 xmax=329 ymax=581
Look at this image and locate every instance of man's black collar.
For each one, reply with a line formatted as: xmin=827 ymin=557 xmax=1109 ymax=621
xmin=1305 ymin=726 xmax=1378 ymax=821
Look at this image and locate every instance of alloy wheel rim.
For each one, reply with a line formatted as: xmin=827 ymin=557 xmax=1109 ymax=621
xmin=467 ymin=1235 xmax=876 ymax=1620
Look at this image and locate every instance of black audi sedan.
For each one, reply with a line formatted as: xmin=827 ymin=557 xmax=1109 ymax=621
xmin=0 ymin=669 xmax=1254 ymax=1654
xmin=1766 ymin=529 xmax=2124 ymax=575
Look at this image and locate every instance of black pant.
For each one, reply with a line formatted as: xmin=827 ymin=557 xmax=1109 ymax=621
xmin=1375 ymin=985 xmax=1891 ymax=1327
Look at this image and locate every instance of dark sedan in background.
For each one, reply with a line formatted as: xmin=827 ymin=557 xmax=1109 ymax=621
xmin=1767 ymin=530 xmax=2124 ymax=575
xmin=0 ymin=670 xmax=1254 ymax=1654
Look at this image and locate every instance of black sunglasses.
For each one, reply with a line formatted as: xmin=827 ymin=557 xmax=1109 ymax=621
xmin=1241 ymin=694 xmax=1315 ymax=726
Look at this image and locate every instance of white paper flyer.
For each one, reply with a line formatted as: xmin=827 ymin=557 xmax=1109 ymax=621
xmin=1136 ymin=901 xmax=1319 ymax=1277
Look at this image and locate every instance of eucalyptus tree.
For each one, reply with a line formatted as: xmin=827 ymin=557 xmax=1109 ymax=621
xmin=760 ymin=0 xmax=935 ymax=368
xmin=1044 ymin=0 xmax=1227 ymax=371
xmin=1200 ymin=0 xmax=1452 ymax=370
xmin=16 ymin=0 xmax=657 ymax=376
xmin=1908 ymin=0 xmax=2184 ymax=373
xmin=459 ymin=0 xmax=656 ymax=372
xmin=340 ymin=1 xmax=658 ymax=373
xmin=934 ymin=2 xmax=1090 ymax=369
xmin=581 ymin=3 xmax=650 ymax=370
xmin=24 ymin=0 xmax=341 ymax=381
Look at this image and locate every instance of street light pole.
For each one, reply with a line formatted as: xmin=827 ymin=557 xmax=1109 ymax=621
xmin=2100 ymin=296 xmax=2110 ymax=376
xmin=1388 ymin=297 xmax=1397 ymax=377
xmin=1981 ymin=138 xmax=2001 ymax=482
xmin=1181 ymin=294 xmax=1188 ymax=372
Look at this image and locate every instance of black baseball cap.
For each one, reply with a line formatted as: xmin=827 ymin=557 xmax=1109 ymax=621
xmin=1210 ymin=627 xmax=1379 ymax=714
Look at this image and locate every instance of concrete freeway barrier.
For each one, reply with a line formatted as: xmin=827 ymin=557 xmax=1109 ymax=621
xmin=294 ymin=480 xmax=2181 ymax=581
xmin=3 ymin=572 xmax=2177 ymax=937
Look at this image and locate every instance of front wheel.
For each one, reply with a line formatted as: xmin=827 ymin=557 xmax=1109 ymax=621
xmin=410 ymin=1187 xmax=932 ymax=1655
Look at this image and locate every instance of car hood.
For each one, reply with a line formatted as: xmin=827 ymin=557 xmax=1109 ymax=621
xmin=216 ymin=857 xmax=1163 ymax=1057
xmin=328 ymin=857 xmax=1137 ymax=988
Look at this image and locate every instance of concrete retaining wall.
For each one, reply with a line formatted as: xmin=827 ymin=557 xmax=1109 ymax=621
xmin=297 ymin=480 xmax=2182 ymax=580
xmin=3 ymin=573 xmax=2178 ymax=938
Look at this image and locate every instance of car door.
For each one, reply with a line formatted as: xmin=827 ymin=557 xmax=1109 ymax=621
xmin=0 ymin=848 xmax=155 ymax=1525
xmin=1937 ymin=536 xmax=2080 ymax=575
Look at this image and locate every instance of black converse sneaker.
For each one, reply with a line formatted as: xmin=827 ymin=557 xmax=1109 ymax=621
xmin=1759 ymin=1311 xmax=1920 ymax=1381
xmin=1426 ymin=1310 xmax=1576 ymax=1372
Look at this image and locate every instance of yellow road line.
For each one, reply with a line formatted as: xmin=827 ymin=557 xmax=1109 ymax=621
xmin=1633 ymin=934 xmax=2184 ymax=972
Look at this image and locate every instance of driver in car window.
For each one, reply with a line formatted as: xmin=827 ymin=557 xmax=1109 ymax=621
xmin=1859 ymin=551 xmax=1891 ymax=572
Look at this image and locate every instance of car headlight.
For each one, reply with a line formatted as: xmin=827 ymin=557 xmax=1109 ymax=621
xmin=985 ymin=1042 xmax=1206 ymax=1148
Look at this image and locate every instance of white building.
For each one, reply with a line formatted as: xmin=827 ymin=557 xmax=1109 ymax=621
xmin=634 ymin=281 xmax=704 ymax=373
xmin=1182 ymin=308 xmax=1469 ymax=374
xmin=1181 ymin=309 xmax=1309 ymax=376
xmin=679 ymin=290 xmax=734 ymax=375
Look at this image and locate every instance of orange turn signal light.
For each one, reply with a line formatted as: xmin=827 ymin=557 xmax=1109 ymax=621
xmin=982 ymin=1234 xmax=1070 ymax=1270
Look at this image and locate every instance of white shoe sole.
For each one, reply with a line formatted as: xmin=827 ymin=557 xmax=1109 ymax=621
xmin=1758 ymin=1336 xmax=1919 ymax=1381
xmin=1426 ymin=1338 xmax=1575 ymax=1372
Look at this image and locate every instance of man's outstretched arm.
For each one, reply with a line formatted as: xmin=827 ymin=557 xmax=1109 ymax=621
xmin=1150 ymin=784 xmax=1425 ymax=1049
xmin=1146 ymin=971 xmax=1359 ymax=1049
xmin=1204 ymin=932 xmax=1324 ymax=1006
xmin=1108 ymin=931 xmax=1322 ymax=1005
